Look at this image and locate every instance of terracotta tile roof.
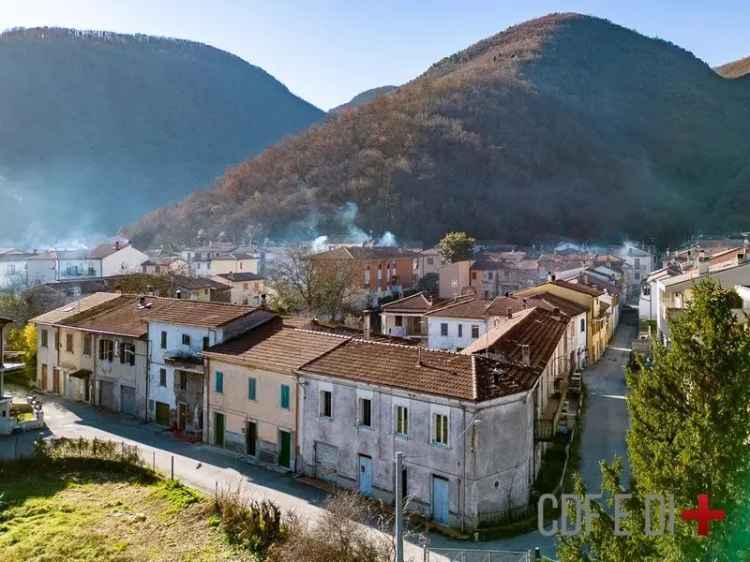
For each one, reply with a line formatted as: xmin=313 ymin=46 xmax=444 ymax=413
xmin=484 ymin=296 xmax=529 ymax=317
xmin=89 ymin=241 xmax=131 ymax=259
xmin=312 ymin=246 xmax=418 ymax=261
xmin=30 ymin=293 xmax=122 ymax=325
xmin=524 ymin=292 xmax=588 ymax=317
xmin=204 ymin=319 xmax=348 ymax=374
xmin=381 ymin=292 xmax=435 ymax=313
xmin=551 ymin=279 xmax=603 ymax=297
xmin=216 ymin=272 xmax=265 ymax=283
xmin=300 ymin=339 xmax=538 ymax=401
xmin=425 ymin=297 xmax=495 ymax=319
xmin=169 ymin=274 xmax=228 ymax=290
xmin=51 ymin=293 xmax=264 ymax=336
xmin=464 ymin=308 xmax=569 ymax=372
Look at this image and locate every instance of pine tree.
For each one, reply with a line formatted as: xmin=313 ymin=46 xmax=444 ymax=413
xmin=558 ymin=280 xmax=750 ymax=561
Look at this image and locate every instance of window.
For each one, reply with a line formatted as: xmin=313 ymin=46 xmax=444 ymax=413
xmin=83 ymin=334 xmax=92 ymax=356
xmin=364 ymin=268 xmax=371 ymax=286
xmin=159 ymin=368 xmax=167 ymax=387
xmin=41 ymin=329 xmax=48 ymax=348
xmin=248 ymin=377 xmax=257 ymax=401
xmin=98 ymin=339 xmax=114 ymax=362
xmin=395 ymin=315 xmax=403 ymax=327
xmin=440 ymin=323 xmax=448 ymax=337
xmin=358 ymin=397 xmax=372 ymax=427
xmin=427 ymin=257 xmax=434 ymax=265
xmin=215 ymin=371 xmax=224 ymax=393
xmin=401 ymin=466 xmax=408 ymax=500
xmin=65 ymin=333 xmax=74 ymax=353
xmin=280 ymin=384 xmax=290 ymax=410
xmin=471 ymin=325 xmax=480 ymax=339
xmin=395 ymin=405 xmax=409 ymax=436
xmin=457 ymin=324 xmax=463 ymax=338
xmin=119 ymin=343 xmax=136 ymax=366
xmin=471 ymin=271 xmax=477 ymax=280
xmin=203 ymin=336 xmax=210 ymax=351
xmin=182 ymin=334 xmax=191 ymax=346
xmin=320 ymin=390 xmax=333 ymax=417
xmin=179 ymin=372 xmax=187 ymax=391
xmin=433 ymin=413 xmax=449 ymax=446
xmin=160 ymin=331 xmax=167 ymax=349
xmin=580 ymin=318 xmax=586 ymax=333
xmin=634 ymin=257 xmax=641 ymax=269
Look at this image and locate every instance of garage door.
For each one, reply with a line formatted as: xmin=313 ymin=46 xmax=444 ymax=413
xmin=120 ymin=386 xmax=136 ymax=417
xmin=99 ymin=381 xmax=115 ymax=411
xmin=315 ymin=441 xmax=338 ymax=483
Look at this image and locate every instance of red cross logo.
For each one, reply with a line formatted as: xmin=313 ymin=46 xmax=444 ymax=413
xmin=681 ymin=494 xmax=725 ymax=537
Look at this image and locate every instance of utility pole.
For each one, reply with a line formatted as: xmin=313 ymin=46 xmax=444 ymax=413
xmin=394 ymin=451 xmax=404 ymax=562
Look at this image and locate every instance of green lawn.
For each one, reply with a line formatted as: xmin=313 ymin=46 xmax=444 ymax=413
xmin=0 ymin=463 xmax=247 ymax=561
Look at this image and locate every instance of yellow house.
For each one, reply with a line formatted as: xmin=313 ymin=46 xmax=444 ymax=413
xmin=515 ymin=277 xmax=607 ymax=364
xmin=202 ymin=319 xmax=346 ymax=471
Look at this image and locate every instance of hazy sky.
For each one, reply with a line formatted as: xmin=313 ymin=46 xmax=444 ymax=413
xmin=2 ymin=1 xmax=748 ymax=110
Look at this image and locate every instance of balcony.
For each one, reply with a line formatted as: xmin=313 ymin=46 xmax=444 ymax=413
xmin=534 ymin=374 xmax=573 ymax=442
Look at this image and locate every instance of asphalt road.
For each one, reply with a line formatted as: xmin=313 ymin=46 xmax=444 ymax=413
xmin=0 ymin=319 xmax=636 ymax=560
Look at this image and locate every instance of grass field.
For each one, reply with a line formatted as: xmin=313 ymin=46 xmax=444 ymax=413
xmin=0 ymin=462 xmax=248 ymax=561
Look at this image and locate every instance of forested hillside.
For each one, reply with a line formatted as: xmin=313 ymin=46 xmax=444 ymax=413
xmin=0 ymin=28 xmax=323 ymax=245
xmin=125 ymin=14 xmax=750 ymax=249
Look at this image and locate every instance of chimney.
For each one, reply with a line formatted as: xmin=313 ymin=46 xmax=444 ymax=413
xmin=363 ymin=310 xmax=371 ymax=340
xmin=504 ymin=291 xmax=511 ymax=297
xmin=506 ymin=306 xmax=513 ymax=319
xmin=176 ymin=289 xmax=182 ymax=299
xmin=521 ymin=344 xmax=531 ymax=367
xmin=114 ymin=240 xmax=120 ymax=251
xmin=522 ymin=298 xmax=528 ymax=309
xmin=553 ymin=307 xmax=560 ymax=315
xmin=138 ymin=295 xmax=146 ymax=307
xmin=546 ymin=271 xmax=553 ymax=282
xmin=147 ymin=285 xmax=154 ymax=297
xmin=416 ymin=346 xmax=423 ymax=368
xmin=260 ymin=294 xmax=267 ymax=308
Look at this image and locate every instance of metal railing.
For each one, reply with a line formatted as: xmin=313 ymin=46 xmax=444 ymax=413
xmin=426 ymin=548 xmax=531 ymax=562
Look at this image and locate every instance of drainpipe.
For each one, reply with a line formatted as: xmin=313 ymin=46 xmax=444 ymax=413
xmin=144 ymin=336 xmax=150 ymax=422
xmin=461 ymin=404 xmax=467 ymax=533
xmin=205 ymin=357 xmax=211 ymax=445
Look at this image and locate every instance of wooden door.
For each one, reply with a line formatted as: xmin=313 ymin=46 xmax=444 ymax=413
xmin=52 ymin=368 xmax=60 ymax=394
xmin=178 ymin=403 xmax=187 ymax=431
xmin=214 ymin=412 xmax=225 ymax=447
xmin=246 ymin=421 xmax=257 ymax=456
xmin=278 ymin=430 xmax=291 ymax=468
xmin=155 ymin=402 xmax=170 ymax=426
xmin=41 ymin=365 xmax=48 ymax=391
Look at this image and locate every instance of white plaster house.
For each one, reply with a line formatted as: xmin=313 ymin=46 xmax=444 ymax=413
xmin=0 ymin=249 xmax=32 ymax=289
xmin=297 ymin=306 xmax=571 ymax=531
xmin=91 ymin=241 xmax=149 ymax=276
xmin=619 ymin=246 xmax=654 ymax=299
xmin=146 ymin=300 xmax=271 ymax=428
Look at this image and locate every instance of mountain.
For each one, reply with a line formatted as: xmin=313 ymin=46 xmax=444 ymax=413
xmin=330 ymin=86 xmax=398 ymax=113
xmin=716 ymin=55 xmax=750 ymax=78
xmin=0 ymin=27 xmax=324 ymax=246
xmin=127 ymin=14 xmax=750 ymax=250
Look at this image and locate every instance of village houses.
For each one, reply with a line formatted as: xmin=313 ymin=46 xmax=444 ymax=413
xmin=201 ymin=319 xmax=345 ymax=471
xmin=31 ymin=293 xmax=270 ymax=432
xmin=296 ymin=303 xmax=574 ymax=530
xmin=211 ymin=272 xmax=268 ymax=305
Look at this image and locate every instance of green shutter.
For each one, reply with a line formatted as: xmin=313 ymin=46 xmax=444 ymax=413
xmin=216 ymin=372 xmax=223 ymax=393
xmin=280 ymin=384 xmax=290 ymax=409
xmin=248 ymin=377 xmax=256 ymax=401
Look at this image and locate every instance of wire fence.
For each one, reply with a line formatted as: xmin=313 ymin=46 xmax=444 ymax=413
xmin=426 ymin=548 xmax=533 ymax=562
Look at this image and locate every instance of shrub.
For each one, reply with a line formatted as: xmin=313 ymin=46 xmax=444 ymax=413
xmin=267 ymin=490 xmax=395 ymax=562
xmin=211 ymin=485 xmax=286 ymax=557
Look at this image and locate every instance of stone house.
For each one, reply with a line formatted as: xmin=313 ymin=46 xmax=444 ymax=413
xmin=296 ymin=330 xmax=566 ymax=531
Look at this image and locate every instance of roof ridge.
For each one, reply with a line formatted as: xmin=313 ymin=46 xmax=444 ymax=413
xmin=119 ymin=292 xmax=257 ymax=309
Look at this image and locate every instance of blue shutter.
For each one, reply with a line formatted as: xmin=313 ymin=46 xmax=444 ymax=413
xmin=280 ymin=384 xmax=290 ymax=409
xmin=248 ymin=377 xmax=256 ymax=401
xmin=215 ymin=371 xmax=224 ymax=393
